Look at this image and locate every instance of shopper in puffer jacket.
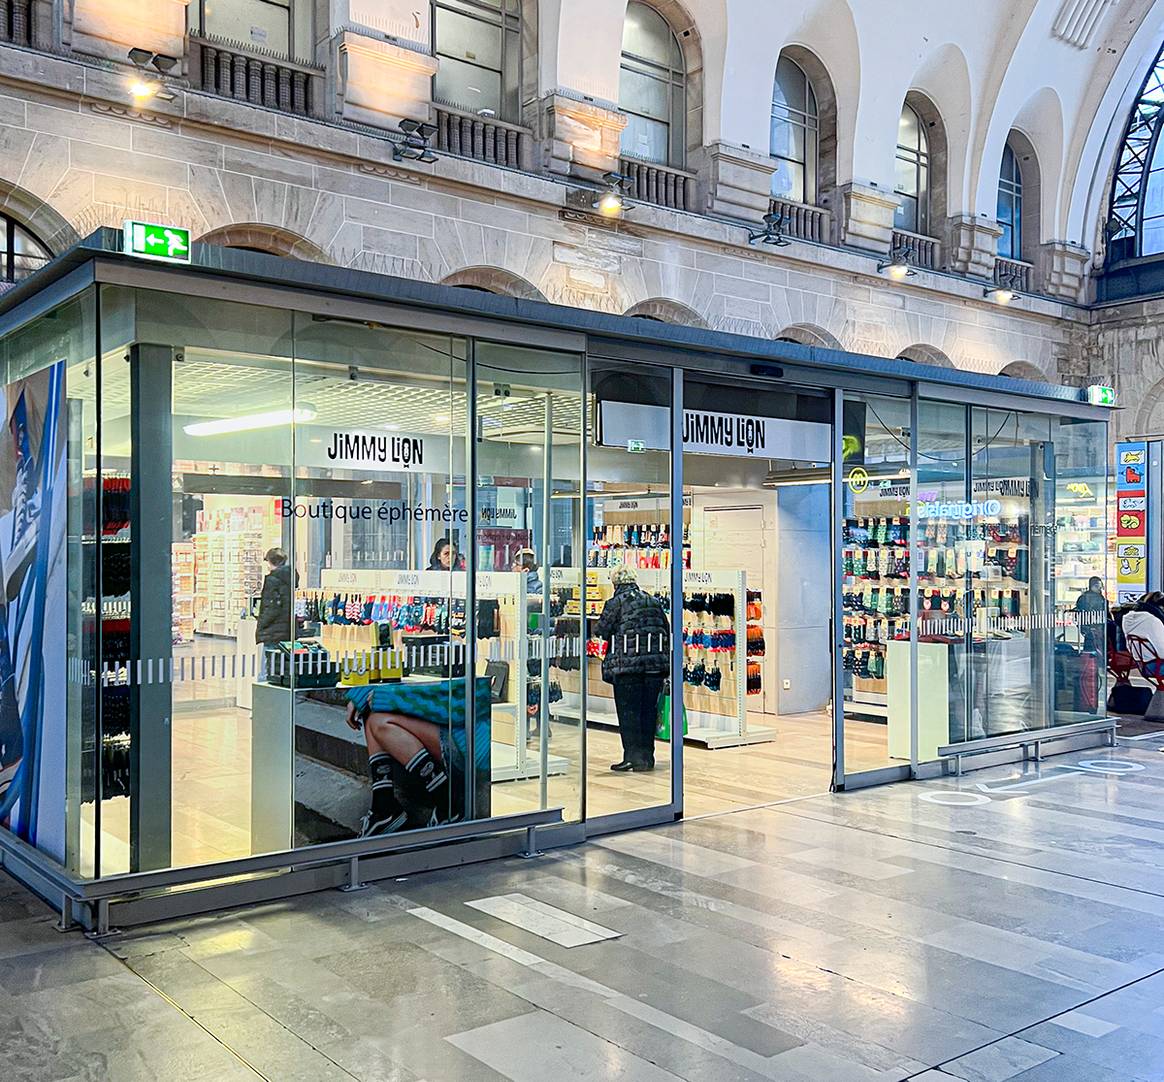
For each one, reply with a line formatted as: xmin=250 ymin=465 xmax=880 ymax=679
xmin=594 ymin=567 xmax=670 ymax=772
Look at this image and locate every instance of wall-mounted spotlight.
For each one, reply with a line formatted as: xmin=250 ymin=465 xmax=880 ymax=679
xmin=127 ymin=47 xmax=178 ymax=103
xmin=594 ymin=172 xmax=631 ymax=217
xmin=985 ymin=263 xmax=1023 ymax=304
xmin=393 ymin=119 xmax=439 ymax=164
xmin=984 ymin=285 xmax=1015 ymax=305
xmin=877 ymin=243 xmax=917 ymax=281
xmin=748 ymin=208 xmax=791 ymax=247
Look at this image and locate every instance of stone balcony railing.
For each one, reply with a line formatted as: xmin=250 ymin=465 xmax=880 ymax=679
xmin=0 ymin=0 xmax=32 ymax=45
xmin=769 ymin=197 xmax=831 ymax=244
xmin=433 ymin=104 xmax=533 ymax=171
xmin=994 ymin=255 xmax=1033 ymax=294
xmin=620 ymin=156 xmax=697 ymax=213
xmin=189 ymin=35 xmax=320 ymax=117
xmin=892 ymin=228 xmax=941 ymax=270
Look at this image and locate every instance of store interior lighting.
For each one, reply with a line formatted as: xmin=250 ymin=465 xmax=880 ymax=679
xmin=183 ymin=406 xmax=318 ymax=436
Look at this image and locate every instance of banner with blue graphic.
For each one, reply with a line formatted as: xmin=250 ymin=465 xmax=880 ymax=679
xmin=0 ymin=361 xmax=66 ymax=860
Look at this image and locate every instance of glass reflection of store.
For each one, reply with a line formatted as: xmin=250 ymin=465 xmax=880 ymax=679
xmin=0 ymin=239 xmax=1118 ymax=929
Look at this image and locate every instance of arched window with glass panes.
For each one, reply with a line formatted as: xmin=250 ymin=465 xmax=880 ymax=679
xmin=770 ymin=56 xmax=818 ymax=205
xmin=0 ymin=214 xmax=50 ymax=289
xmin=894 ymin=103 xmax=930 ymax=235
xmin=619 ymin=2 xmax=686 ymax=167
xmin=1107 ymin=40 xmax=1164 ymax=264
xmin=432 ymin=0 xmax=522 ymax=122
xmin=997 ymin=143 xmax=1023 ymax=260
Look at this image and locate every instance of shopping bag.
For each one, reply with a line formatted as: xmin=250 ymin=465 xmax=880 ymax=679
xmin=655 ymin=683 xmax=688 ymax=740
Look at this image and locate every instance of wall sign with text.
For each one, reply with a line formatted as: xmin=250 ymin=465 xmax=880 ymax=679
xmin=1116 ymin=441 xmax=1149 ymax=604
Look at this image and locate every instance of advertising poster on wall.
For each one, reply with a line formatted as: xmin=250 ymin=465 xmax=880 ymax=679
xmin=0 ymin=361 xmax=67 ymax=859
xmin=1116 ymin=441 xmax=1149 ymax=605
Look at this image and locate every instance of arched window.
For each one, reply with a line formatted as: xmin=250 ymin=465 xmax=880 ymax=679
xmin=997 ymin=143 xmax=1023 ymax=260
xmin=1 ymin=214 xmax=50 ymax=286
xmin=619 ymin=1 xmax=686 ymax=166
xmin=432 ymin=0 xmax=522 ymax=122
xmin=894 ymin=103 xmax=929 ymax=235
xmin=1107 ymin=41 xmax=1164 ymax=263
xmin=770 ymin=56 xmax=818 ymax=205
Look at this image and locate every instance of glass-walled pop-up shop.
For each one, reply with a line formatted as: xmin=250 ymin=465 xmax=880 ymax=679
xmin=0 ymin=238 xmax=1112 ymax=927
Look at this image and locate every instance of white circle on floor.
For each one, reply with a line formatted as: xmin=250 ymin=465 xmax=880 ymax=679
xmin=918 ymin=790 xmax=991 ymax=806
xmin=1075 ymin=759 xmax=1144 ymax=774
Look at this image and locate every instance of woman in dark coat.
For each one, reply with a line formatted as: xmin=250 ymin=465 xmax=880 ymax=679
xmin=256 ymin=548 xmax=296 ymax=646
xmin=594 ymin=567 xmax=670 ymax=772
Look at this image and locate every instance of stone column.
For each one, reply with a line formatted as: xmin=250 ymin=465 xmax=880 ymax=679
xmin=336 ymin=31 xmax=439 ymax=130
xmin=838 ymin=182 xmax=899 ymax=252
xmin=539 ymin=92 xmax=627 ymax=182
xmin=70 ymin=0 xmax=190 ymax=65
xmin=1037 ymin=242 xmax=1091 ymax=303
xmin=946 ymin=214 xmax=1003 ymax=279
xmin=696 ymin=141 xmax=777 ymax=220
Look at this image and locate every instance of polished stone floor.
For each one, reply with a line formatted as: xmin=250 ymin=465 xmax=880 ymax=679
xmin=8 ymin=736 xmax=1164 ymax=1079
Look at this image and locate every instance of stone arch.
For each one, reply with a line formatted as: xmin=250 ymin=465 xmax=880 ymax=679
xmin=1135 ymin=374 xmax=1164 ymax=436
xmin=998 ymin=360 xmax=1048 ymax=381
xmin=897 ymin=344 xmax=953 ymax=367
xmin=903 ymin=88 xmax=949 ymax=244
xmin=195 ymin=224 xmax=333 ymax=263
xmin=1001 ymin=128 xmax=1040 ymax=262
xmin=440 ymin=267 xmax=548 ymax=301
xmin=0 ymin=180 xmax=77 ymax=255
xmin=620 ymin=0 xmax=705 ymax=165
xmin=624 ymin=297 xmax=710 ymax=326
xmin=775 ymin=45 xmax=839 ymax=225
xmin=776 ymin=322 xmax=841 ymax=349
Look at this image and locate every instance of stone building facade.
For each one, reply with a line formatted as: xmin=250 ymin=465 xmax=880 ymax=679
xmin=2 ymin=0 xmax=1164 ymax=433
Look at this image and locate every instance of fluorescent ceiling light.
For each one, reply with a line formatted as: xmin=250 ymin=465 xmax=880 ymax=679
xmin=183 ymin=407 xmax=317 ymax=436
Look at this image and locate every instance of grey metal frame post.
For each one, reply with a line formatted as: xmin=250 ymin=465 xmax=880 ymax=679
xmin=831 ymin=387 xmax=845 ymax=788
xmin=670 ymin=368 xmax=684 ymax=814
xmin=464 ymin=340 xmax=478 ymax=820
xmin=128 ymin=343 xmax=174 ymax=872
xmin=909 ymin=385 xmax=919 ymax=773
xmin=539 ymin=391 xmax=552 ymax=809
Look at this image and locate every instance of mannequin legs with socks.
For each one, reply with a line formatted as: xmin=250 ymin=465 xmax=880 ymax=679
xmin=348 ymin=705 xmax=454 ymax=836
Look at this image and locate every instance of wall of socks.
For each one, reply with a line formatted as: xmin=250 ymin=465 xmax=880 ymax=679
xmin=843 ymin=479 xmax=1037 ymax=721
xmin=308 ymin=568 xmax=566 ymax=782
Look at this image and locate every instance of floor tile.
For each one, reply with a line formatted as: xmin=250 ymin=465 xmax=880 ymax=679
xmin=465 ymin=893 xmax=622 ymax=947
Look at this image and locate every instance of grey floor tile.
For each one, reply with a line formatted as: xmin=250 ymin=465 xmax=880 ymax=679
xmin=447 ymin=1010 xmax=686 ymax=1081
xmin=940 ymin=1035 xmax=1059 ymax=1081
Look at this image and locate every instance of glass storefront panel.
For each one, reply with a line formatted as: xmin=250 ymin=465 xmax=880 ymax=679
xmin=290 ymin=316 xmax=477 ymax=843
xmin=914 ymin=401 xmax=1110 ymax=757
xmin=0 ymin=270 xmax=1116 ymax=889
xmin=0 ymin=292 xmax=95 ymax=876
xmin=473 ymin=341 xmax=584 ymax=823
xmin=583 ymin=359 xmax=674 ymax=815
xmin=841 ymin=392 xmax=910 ymax=775
xmin=915 ymin=399 xmax=970 ymax=758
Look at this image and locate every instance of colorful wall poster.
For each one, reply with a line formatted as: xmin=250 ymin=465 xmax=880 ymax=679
xmin=1116 ymin=441 xmax=1149 ymax=605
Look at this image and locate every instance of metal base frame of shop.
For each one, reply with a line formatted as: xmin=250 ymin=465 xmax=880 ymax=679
xmin=0 ymin=809 xmax=569 ymax=934
xmin=0 ymin=230 xmax=1113 ymax=925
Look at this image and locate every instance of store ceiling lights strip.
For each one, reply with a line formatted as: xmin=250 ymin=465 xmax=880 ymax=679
xmin=183 ymin=407 xmax=318 ymax=436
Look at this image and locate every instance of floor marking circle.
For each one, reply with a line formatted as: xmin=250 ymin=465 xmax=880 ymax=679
xmin=1075 ymin=759 xmax=1145 ymax=774
xmin=919 ymin=790 xmax=991 ymax=806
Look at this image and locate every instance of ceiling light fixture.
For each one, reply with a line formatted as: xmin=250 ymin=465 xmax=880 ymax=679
xmin=748 ymin=208 xmax=791 ymax=247
xmin=594 ymin=172 xmax=631 ymax=218
xmin=183 ymin=407 xmax=318 ymax=436
xmin=393 ymin=119 xmax=439 ymax=164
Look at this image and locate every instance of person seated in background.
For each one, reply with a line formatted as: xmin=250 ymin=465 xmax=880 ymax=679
xmin=1122 ymin=592 xmax=1164 ymax=676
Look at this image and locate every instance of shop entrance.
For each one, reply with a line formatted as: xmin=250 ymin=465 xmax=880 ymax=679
xmin=676 ymin=376 xmax=838 ymax=814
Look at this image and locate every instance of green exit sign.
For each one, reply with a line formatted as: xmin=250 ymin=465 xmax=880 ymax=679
xmin=1086 ymin=384 xmax=1116 ymax=407
xmin=626 ymin=439 xmax=646 ymax=453
xmin=122 ymin=220 xmax=191 ymax=264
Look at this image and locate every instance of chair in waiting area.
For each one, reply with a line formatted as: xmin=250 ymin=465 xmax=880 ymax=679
xmin=1125 ymin=634 xmax=1164 ymax=719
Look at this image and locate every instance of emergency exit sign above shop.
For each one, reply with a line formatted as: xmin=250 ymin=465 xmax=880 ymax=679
xmin=122 ymin=220 xmax=191 ymax=264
